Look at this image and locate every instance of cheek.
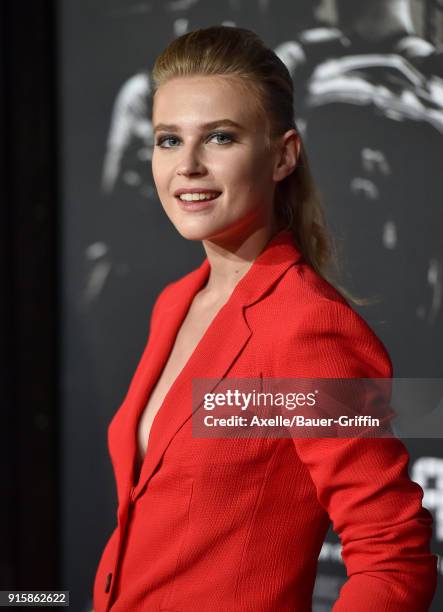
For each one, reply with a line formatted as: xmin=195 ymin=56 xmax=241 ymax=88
xmin=151 ymin=157 xmax=169 ymax=194
xmin=151 ymin=165 xmax=171 ymax=212
xmin=151 ymin=154 xmax=161 ymax=180
xmin=223 ymin=153 xmax=273 ymax=194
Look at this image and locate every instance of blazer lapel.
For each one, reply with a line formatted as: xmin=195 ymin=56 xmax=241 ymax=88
xmin=109 ymin=259 xmax=210 ymax=506
xmin=120 ymin=229 xmax=302 ymax=502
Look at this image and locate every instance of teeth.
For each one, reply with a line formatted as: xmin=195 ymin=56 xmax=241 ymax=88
xmin=178 ymin=192 xmax=219 ymax=201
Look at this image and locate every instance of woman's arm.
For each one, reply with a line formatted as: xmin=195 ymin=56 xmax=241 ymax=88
xmin=284 ymin=299 xmax=438 ymax=611
xmin=295 ymin=435 xmax=437 ymax=611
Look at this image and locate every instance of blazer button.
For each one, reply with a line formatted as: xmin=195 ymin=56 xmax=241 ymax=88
xmin=105 ymin=572 xmax=112 ymax=593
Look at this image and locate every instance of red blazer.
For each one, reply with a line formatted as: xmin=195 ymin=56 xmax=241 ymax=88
xmin=93 ymin=229 xmax=437 ymax=611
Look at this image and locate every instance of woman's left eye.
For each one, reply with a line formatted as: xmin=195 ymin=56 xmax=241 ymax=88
xmin=208 ymin=132 xmax=233 ymax=145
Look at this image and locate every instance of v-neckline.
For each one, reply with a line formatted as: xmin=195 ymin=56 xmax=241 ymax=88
xmin=132 ymin=262 xmax=213 ymax=485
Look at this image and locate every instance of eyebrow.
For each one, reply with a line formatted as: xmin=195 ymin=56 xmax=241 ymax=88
xmin=153 ymin=119 xmax=245 ymax=134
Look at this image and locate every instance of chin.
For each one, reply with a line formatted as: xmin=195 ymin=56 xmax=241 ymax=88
xmin=171 ymin=220 xmax=221 ymax=242
xmin=168 ymin=208 xmax=263 ymax=245
xmin=174 ymin=228 xmax=209 ymax=242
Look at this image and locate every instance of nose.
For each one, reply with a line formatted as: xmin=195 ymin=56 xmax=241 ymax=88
xmin=176 ymin=145 xmax=207 ymax=177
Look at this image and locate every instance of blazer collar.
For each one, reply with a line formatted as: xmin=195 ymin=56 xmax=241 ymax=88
xmin=115 ymin=229 xmax=303 ymax=504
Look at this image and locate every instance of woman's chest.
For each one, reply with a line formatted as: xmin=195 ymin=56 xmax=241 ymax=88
xmin=135 ymin=337 xmax=190 ymax=464
xmin=136 ymin=297 xmax=228 ymax=466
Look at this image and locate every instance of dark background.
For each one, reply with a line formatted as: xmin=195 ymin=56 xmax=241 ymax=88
xmin=2 ymin=1 xmax=443 ymax=610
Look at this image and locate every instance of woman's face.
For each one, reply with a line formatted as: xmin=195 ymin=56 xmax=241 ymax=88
xmin=151 ymin=75 xmax=287 ymax=245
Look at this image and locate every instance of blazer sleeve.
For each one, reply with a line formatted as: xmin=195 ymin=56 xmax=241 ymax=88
xmin=282 ymin=299 xmax=438 ymax=611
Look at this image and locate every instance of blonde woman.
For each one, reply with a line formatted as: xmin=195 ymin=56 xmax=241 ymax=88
xmin=93 ymin=26 xmax=437 ymax=611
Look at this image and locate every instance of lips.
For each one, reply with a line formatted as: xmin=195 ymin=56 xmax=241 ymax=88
xmin=173 ymin=188 xmax=222 ymax=199
xmin=178 ymin=193 xmax=221 ymax=203
xmin=176 ymin=194 xmax=221 ymax=211
xmin=174 ymin=191 xmax=222 ymax=212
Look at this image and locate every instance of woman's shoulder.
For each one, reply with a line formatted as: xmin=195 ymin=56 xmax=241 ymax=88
xmin=269 ymin=261 xmax=393 ymax=379
xmin=279 ymin=258 xmax=349 ymax=307
xmin=278 ymin=260 xmax=374 ymax=331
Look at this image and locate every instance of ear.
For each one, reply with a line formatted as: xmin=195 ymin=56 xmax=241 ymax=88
xmin=273 ymin=129 xmax=300 ymax=183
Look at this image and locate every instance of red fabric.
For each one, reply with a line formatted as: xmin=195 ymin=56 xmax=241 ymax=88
xmin=93 ymin=229 xmax=437 ymax=611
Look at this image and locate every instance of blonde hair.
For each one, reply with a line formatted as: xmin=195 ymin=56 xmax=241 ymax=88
xmin=152 ymin=26 xmax=359 ymax=302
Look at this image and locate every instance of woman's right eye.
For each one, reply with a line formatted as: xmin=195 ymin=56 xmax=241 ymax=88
xmin=156 ymin=136 xmax=180 ymax=148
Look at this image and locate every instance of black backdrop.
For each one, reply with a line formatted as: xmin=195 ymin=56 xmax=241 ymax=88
xmin=3 ymin=1 xmax=441 ymax=610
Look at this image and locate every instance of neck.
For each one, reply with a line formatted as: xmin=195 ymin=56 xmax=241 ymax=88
xmin=199 ymin=220 xmax=283 ymax=302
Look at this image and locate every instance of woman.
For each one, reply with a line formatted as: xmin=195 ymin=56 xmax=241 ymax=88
xmin=93 ymin=26 xmax=437 ymax=611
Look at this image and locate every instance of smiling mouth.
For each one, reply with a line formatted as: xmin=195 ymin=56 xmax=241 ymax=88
xmin=176 ymin=192 xmax=221 ymax=212
xmin=176 ymin=191 xmax=222 ymax=203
